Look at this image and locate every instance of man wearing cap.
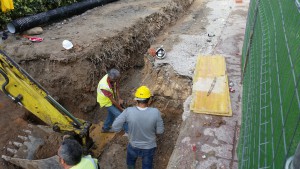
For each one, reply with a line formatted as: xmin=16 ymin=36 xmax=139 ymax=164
xmin=112 ymin=86 xmax=164 ymax=169
xmin=97 ymin=68 xmax=127 ymax=133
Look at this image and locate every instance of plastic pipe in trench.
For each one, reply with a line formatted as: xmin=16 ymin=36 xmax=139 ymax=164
xmin=7 ymin=0 xmax=118 ymax=33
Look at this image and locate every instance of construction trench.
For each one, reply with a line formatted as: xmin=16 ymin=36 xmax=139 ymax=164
xmin=0 ymin=0 xmax=247 ymax=168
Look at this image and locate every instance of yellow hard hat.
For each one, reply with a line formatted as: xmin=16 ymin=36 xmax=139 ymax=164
xmin=135 ymin=86 xmax=151 ymax=100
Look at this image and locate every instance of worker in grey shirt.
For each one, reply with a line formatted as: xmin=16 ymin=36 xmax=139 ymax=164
xmin=112 ymin=86 xmax=164 ymax=169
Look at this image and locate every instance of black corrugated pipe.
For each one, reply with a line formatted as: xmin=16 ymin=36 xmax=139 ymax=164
xmin=7 ymin=0 xmax=118 ymax=33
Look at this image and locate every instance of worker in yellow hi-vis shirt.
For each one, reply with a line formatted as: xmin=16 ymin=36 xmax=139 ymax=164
xmin=1 ymin=0 xmax=14 ymax=13
xmin=58 ymin=138 xmax=100 ymax=169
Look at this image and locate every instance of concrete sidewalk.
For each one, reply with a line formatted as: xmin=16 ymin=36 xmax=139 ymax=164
xmin=152 ymin=0 xmax=249 ymax=168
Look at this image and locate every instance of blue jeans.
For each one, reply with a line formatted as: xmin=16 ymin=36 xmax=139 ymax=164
xmin=103 ymin=105 xmax=128 ymax=132
xmin=127 ymin=144 xmax=156 ymax=169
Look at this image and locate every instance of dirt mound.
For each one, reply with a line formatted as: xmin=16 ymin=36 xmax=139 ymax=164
xmin=1 ymin=0 xmax=193 ymax=118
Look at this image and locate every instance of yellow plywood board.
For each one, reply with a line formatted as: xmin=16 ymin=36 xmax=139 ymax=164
xmin=190 ymin=55 xmax=232 ymax=116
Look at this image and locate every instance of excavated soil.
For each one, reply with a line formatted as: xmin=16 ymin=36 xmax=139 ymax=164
xmin=98 ymin=59 xmax=192 ymax=169
xmin=0 ymin=0 xmax=193 ymax=168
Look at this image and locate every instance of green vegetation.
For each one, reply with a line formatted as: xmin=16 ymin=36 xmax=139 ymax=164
xmin=0 ymin=0 xmax=80 ymax=30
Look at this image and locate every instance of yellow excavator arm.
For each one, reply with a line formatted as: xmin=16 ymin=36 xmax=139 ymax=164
xmin=0 ymin=50 xmax=116 ymax=169
xmin=0 ymin=50 xmax=92 ymax=147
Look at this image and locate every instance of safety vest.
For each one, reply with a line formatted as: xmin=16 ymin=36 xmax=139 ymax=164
xmin=97 ymin=74 xmax=114 ymax=107
xmin=71 ymin=155 xmax=98 ymax=169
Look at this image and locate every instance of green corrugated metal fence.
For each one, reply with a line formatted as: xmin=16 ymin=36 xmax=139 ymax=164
xmin=238 ymin=0 xmax=300 ymax=168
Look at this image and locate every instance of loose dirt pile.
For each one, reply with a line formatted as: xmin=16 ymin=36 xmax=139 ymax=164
xmin=0 ymin=0 xmax=193 ymax=168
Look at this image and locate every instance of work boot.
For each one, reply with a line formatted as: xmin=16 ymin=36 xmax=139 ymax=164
xmin=127 ymin=165 xmax=135 ymax=169
xmin=101 ymin=127 xmax=114 ymax=133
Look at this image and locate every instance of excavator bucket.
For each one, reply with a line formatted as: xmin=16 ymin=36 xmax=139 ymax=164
xmin=90 ymin=122 xmax=116 ymax=157
xmin=2 ymin=123 xmax=116 ymax=168
xmin=2 ymin=156 xmax=61 ymax=169
xmin=2 ymin=124 xmax=62 ymax=168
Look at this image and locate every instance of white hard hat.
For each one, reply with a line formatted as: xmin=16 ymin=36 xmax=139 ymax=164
xmin=62 ymin=40 xmax=73 ymax=50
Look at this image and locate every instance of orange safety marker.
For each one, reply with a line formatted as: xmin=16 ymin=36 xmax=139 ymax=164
xmin=148 ymin=48 xmax=156 ymax=57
